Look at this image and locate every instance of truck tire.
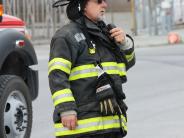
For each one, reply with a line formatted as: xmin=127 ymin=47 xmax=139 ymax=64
xmin=0 ymin=75 xmax=32 ymax=138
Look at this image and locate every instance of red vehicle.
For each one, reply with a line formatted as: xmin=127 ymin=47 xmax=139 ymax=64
xmin=0 ymin=1 xmax=38 ymax=138
xmin=0 ymin=14 xmax=25 ymax=32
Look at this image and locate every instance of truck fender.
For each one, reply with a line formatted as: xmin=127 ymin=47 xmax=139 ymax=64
xmin=0 ymin=29 xmax=38 ymax=100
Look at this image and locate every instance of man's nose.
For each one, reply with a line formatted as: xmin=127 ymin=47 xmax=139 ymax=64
xmin=101 ymin=0 xmax=108 ymax=8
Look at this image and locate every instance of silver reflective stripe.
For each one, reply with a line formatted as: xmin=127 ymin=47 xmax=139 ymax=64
xmin=96 ymin=84 xmax=111 ymax=93
xmin=49 ymin=61 xmax=71 ymax=71
xmin=53 ymin=93 xmax=73 ymax=103
xmin=103 ymin=66 xmax=119 ymax=71
xmin=70 ymin=68 xmax=97 ymax=77
xmin=118 ymin=66 xmax=126 ymax=72
xmin=55 ymin=120 xmax=101 ymax=132
xmin=74 ymin=33 xmax=86 ymax=42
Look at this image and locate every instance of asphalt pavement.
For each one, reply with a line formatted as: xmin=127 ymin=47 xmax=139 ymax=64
xmin=126 ymin=45 xmax=184 ymax=138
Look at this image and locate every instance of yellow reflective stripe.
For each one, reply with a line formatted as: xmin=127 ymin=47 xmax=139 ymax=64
xmin=69 ymin=62 xmax=127 ymax=81
xmin=101 ymin=62 xmax=118 ymax=67
xmin=49 ymin=58 xmax=71 ymax=68
xmin=55 ymin=115 xmax=126 ymax=127
xmin=77 ymin=115 xmax=125 ymax=124
xmin=119 ymin=72 xmax=126 ymax=76
xmin=55 ymin=115 xmax=127 ymax=136
xmin=124 ymin=124 xmax=128 ymax=131
xmin=101 ymin=62 xmax=126 ymax=76
xmin=105 ymin=70 xmax=119 ymax=75
xmin=53 ymin=97 xmax=75 ymax=106
xmin=117 ymin=63 xmax=125 ymax=68
xmin=48 ymin=65 xmax=70 ymax=75
xmin=102 ymin=62 xmax=119 ymax=75
xmin=55 ymin=117 xmax=127 ymax=136
xmin=52 ymin=89 xmax=72 ymax=99
xmin=69 ymin=72 xmax=98 ymax=81
xmin=52 ymin=89 xmax=75 ymax=106
xmin=117 ymin=63 xmax=127 ymax=76
xmin=126 ymin=52 xmax=135 ymax=62
xmin=48 ymin=58 xmax=72 ymax=74
xmin=56 ymin=123 xmax=120 ymax=136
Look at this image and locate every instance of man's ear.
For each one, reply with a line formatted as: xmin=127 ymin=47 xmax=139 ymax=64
xmin=84 ymin=7 xmax=86 ymax=11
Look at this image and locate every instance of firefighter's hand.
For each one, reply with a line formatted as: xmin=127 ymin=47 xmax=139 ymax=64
xmin=110 ymin=27 xmax=126 ymax=44
xmin=61 ymin=115 xmax=78 ymax=130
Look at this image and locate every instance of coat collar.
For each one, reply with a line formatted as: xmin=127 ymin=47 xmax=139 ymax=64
xmin=75 ymin=17 xmax=112 ymax=45
xmin=75 ymin=17 xmax=100 ymax=32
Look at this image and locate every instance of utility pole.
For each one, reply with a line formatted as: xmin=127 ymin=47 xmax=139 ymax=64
xmin=131 ymin=0 xmax=137 ymax=35
xmin=152 ymin=0 xmax=158 ymax=35
xmin=148 ymin=0 xmax=152 ymax=35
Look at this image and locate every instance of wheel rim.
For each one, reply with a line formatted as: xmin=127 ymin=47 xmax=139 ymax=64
xmin=4 ymin=90 xmax=28 ymax=138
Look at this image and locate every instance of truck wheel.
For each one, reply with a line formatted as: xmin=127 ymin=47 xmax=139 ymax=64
xmin=0 ymin=75 xmax=32 ymax=138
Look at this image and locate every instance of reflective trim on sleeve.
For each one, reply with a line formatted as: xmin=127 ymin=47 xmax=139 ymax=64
xmin=48 ymin=58 xmax=72 ymax=75
xmin=54 ymin=115 xmax=127 ymax=137
xmin=101 ymin=62 xmax=127 ymax=77
xmin=102 ymin=66 xmax=119 ymax=75
xmin=117 ymin=63 xmax=127 ymax=76
xmin=126 ymin=52 xmax=135 ymax=62
xmin=52 ymin=89 xmax=75 ymax=106
xmin=69 ymin=64 xmax=98 ymax=81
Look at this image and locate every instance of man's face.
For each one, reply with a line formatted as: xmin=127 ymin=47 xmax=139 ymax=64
xmin=84 ymin=0 xmax=108 ymax=22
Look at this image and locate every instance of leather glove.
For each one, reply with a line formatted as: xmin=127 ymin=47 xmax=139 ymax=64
xmin=99 ymin=97 xmax=120 ymax=116
xmin=96 ymin=68 xmax=120 ymax=115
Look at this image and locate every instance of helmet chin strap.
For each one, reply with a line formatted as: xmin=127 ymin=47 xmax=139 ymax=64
xmin=78 ymin=2 xmax=81 ymax=11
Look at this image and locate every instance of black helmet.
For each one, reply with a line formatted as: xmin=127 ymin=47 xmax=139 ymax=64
xmin=52 ymin=0 xmax=71 ymax=8
xmin=53 ymin=0 xmax=88 ymax=21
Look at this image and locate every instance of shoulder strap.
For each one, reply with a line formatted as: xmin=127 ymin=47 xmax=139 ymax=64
xmin=75 ymin=17 xmax=94 ymax=51
xmin=74 ymin=18 xmax=102 ymax=67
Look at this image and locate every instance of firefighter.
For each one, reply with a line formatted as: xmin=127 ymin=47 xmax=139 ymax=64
xmin=48 ymin=0 xmax=135 ymax=138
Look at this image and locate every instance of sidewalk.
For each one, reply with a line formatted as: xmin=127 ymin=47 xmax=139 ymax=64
xmin=134 ymin=27 xmax=184 ymax=48
xmin=134 ymin=35 xmax=168 ymax=48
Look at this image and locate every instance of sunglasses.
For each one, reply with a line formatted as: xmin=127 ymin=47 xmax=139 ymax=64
xmin=92 ymin=0 xmax=107 ymax=4
xmin=97 ymin=0 xmax=107 ymax=3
